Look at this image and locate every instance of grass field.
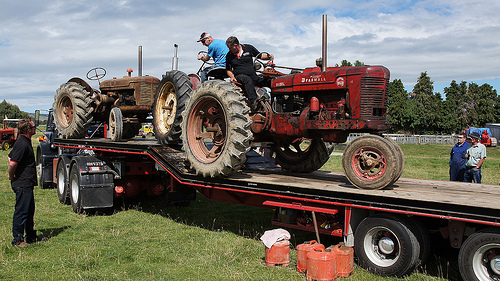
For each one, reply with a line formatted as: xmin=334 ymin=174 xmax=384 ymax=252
xmin=2 ymin=134 xmax=498 ymax=280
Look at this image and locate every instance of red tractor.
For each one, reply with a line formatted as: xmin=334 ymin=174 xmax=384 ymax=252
xmin=174 ymin=18 xmax=403 ymax=190
xmin=0 ymin=118 xmax=21 ymax=150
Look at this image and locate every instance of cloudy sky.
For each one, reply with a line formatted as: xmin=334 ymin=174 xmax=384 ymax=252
xmin=1 ymin=0 xmax=499 ymax=114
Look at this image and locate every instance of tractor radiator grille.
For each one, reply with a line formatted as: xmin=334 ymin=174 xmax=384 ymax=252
xmin=360 ymin=77 xmax=388 ymax=118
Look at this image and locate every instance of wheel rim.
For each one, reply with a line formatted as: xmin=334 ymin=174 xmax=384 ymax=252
xmin=364 ymin=226 xmax=400 ymax=267
xmin=155 ymin=82 xmax=177 ymax=134
xmin=5 ymin=142 xmax=10 ymax=149
xmin=57 ymin=95 xmax=73 ymax=128
xmin=186 ymin=96 xmax=227 ymax=164
xmin=37 ymin=163 xmax=42 ymax=182
xmin=58 ymin=165 xmax=65 ymax=195
xmin=71 ymin=171 xmax=79 ymax=204
xmin=472 ymin=243 xmax=500 ymax=279
xmin=110 ymin=109 xmax=118 ymax=137
xmin=351 ymin=146 xmax=387 ymax=180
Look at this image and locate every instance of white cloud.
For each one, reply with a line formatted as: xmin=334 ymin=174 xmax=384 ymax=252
xmin=0 ymin=0 xmax=499 ymax=112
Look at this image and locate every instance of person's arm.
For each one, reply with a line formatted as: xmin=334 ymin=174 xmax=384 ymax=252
xmin=227 ymin=70 xmax=237 ymax=83
xmin=8 ymin=157 xmax=18 ymax=181
xmin=198 ymin=54 xmax=211 ymax=61
xmin=475 ymin=157 xmax=485 ymax=170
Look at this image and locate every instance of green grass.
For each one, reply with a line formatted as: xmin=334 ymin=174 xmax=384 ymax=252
xmin=2 ymin=136 xmax=485 ymax=280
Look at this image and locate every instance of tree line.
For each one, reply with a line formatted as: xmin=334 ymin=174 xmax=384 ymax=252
xmin=387 ymin=72 xmax=499 ymax=134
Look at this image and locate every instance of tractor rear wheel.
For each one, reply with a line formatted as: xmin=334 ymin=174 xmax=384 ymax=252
xmin=53 ymin=82 xmax=94 ymax=139
xmin=342 ymin=134 xmax=399 ymax=190
xmin=181 ymin=80 xmax=252 ymax=177
xmin=153 ymin=70 xmax=192 ymax=145
xmin=271 ymin=138 xmax=333 ymax=172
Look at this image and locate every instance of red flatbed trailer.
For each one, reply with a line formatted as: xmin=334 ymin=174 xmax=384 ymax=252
xmin=43 ymin=137 xmax=500 ymax=280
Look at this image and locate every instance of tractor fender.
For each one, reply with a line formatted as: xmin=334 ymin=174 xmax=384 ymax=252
xmin=68 ymin=77 xmax=96 ymax=96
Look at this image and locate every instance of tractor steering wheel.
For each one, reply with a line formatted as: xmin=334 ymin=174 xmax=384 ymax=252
xmin=254 ymin=52 xmax=273 ymax=71
xmin=86 ymin=67 xmax=107 ymax=81
xmin=196 ymin=51 xmax=215 ymax=76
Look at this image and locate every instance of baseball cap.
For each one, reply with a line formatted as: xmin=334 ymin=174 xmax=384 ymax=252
xmin=197 ymin=32 xmax=211 ymax=42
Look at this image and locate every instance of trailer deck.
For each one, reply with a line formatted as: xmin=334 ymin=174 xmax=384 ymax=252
xmin=54 ymin=137 xmax=500 ymax=227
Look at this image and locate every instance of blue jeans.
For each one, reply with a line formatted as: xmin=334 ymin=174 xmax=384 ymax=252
xmin=12 ymin=187 xmax=37 ymax=245
xmin=200 ymin=65 xmax=218 ymax=83
xmin=464 ymin=167 xmax=481 ymax=184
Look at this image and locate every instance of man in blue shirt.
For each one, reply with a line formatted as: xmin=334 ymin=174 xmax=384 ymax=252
xmin=197 ymin=32 xmax=229 ymax=82
xmin=449 ymin=133 xmax=469 ymax=181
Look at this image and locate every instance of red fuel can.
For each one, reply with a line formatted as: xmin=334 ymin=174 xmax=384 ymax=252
xmin=297 ymin=240 xmax=325 ymax=273
xmin=265 ymin=240 xmax=290 ymax=266
xmin=331 ymin=243 xmax=354 ymax=278
xmin=306 ymin=249 xmax=337 ymax=281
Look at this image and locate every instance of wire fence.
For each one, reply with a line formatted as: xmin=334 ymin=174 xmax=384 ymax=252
xmin=347 ymin=133 xmax=458 ymax=145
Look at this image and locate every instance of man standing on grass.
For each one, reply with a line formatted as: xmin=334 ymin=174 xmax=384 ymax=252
xmin=464 ymin=131 xmax=487 ymax=184
xmin=449 ymin=133 xmax=469 ymax=182
xmin=8 ymin=119 xmax=47 ymax=247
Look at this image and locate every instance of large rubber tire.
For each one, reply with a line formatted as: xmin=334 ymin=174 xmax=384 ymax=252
xmin=56 ymin=156 xmax=71 ymax=204
xmin=153 ymin=70 xmax=192 ymax=145
xmin=342 ymin=134 xmax=399 ymax=190
xmin=459 ymin=228 xmax=500 ymax=281
xmin=354 ymin=214 xmax=420 ymax=277
xmin=109 ymin=107 xmax=123 ymax=141
xmin=69 ymin=162 xmax=83 ymax=214
xmin=181 ymin=80 xmax=252 ymax=177
xmin=271 ymin=138 xmax=333 ymax=172
xmin=53 ymin=82 xmax=94 ymax=139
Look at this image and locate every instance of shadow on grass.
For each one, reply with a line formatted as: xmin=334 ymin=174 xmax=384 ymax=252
xmin=38 ymin=226 xmax=71 ymax=239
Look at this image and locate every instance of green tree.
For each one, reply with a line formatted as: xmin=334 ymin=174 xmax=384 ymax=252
xmin=0 ymin=100 xmax=29 ymax=122
xmin=409 ymin=72 xmax=446 ymax=134
xmin=387 ymin=79 xmax=419 ymax=133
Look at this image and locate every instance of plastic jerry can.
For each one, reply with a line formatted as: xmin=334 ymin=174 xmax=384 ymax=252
xmin=265 ymin=240 xmax=290 ymax=266
xmin=306 ymin=249 xmax=337 ymax=281
xmin=297 ymin=240 xmax=325 ymax=273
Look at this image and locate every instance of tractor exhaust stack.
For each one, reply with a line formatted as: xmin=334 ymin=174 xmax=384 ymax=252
xmin=322 ymin=14 xmax=327 ymax=72
xmin=172 ymin=44 xmax=179 ymax=70
xmin=138 ymin=45 xmax=143 ymax=77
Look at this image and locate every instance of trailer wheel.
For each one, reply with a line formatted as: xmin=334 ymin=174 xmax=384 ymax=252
xmin=354 ymin=215 xmax=420 ymax=277
xmin=69 ymin=162 xmax=83 ymax=213
xmin=271 ymin=138 xmax=333 ymax=172
xmin=53 ymin=82 xmax=94 ymax=139
xmin=383 ymin=137 xmax=405 ymax=185
xmin=181 ymin=80 xmax=252 ymax=177
xmin=153 ymin=70 xmax=192 ymax=145
xmin=56 ymin=156 xmax=71 ymax=204
xmin=342 ymin=134 xmax=398 ymax=190
xmin=2 ymin=140 xmax=10 ymax=150
xmin=459 ymin=228 xmax=500 ymax=281
xmin=109 ymin=107 xmax=123 ymax=141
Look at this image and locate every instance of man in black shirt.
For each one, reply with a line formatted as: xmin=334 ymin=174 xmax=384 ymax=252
xmin=8 ymin=119 xmax=46 ymax=247
xmin=225 ymin=36 xmax=274 ymax=111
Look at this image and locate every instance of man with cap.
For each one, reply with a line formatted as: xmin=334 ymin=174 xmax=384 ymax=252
xmin=464 ymin=131 xmax=487 ymax=183
xmin=197 ymin=32 xmax=229 ymax=82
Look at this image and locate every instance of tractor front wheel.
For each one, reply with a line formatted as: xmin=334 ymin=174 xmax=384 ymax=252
xmin=342 ymin=135 xmax=399 ymax=190
xmin=271 ymin=138 xmax=333 ymax=173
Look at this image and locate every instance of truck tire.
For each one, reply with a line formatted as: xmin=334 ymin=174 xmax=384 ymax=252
xmin=342 ymin=134 xmax=398 ymax=190
xmin=181 ymin=80 xmax=252 ymax=177
xmin=459 ymin=228 xmax=500 ymax=281
xmin=2 ymin=140 xmax=10 ymax=150
xmin=153 ymin=70 xmax=192 ymax=145
xmin=56 ymin=156 xmax=71 ymax=204
xmin=109 ymin=107 xmax=123 ymax=141
xmin=354 ymin=214 xmax=420 ymax=277
xmin=69 ymin=162 xmax=83 ymax=213
xmin=53 ymin=82 xmax=94 ymax=139
xmin=271 ymin=138 xmax=333 ymax=172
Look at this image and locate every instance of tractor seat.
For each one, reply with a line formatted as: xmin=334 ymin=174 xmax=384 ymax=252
xmin=207 ymin=67 xmax=228 ymax=80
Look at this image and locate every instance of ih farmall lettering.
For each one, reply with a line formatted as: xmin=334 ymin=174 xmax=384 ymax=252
xmin=302 ymin=74 xmax=326 ymax=83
